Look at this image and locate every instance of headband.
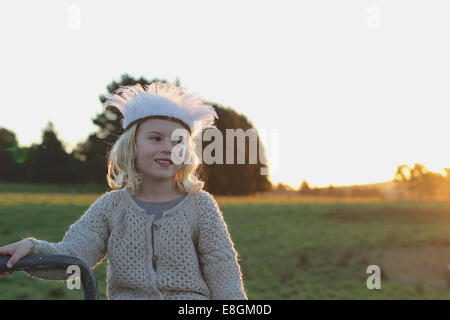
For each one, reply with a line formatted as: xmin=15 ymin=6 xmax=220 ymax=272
xmin=103 ymin=81 xmax=218 ymax=137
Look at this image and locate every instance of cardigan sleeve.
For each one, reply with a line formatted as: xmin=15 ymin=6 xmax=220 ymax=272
xmin=196 ymin=191 xmax=247 ymax=300
xmin=24 ymin=193 xmax=111 ymax=280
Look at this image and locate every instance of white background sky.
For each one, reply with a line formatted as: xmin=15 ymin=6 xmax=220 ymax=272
xmin=0 ymin=0 xmax=449 ymax=189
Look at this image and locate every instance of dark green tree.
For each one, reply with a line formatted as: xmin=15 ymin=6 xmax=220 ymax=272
xmin=200 ymin=104 xmax=272 ymax=195
xmin=0 ymin=127 xmax=33 ymax=182
xmin=28 ymin=122 xmax=74 ymax=183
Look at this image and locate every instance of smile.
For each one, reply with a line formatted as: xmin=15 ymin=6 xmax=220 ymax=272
xmin=155 ymin=159 xmax=173 ymax=167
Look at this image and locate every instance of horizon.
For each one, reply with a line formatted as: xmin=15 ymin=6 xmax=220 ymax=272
xmin=4 ymin=123 xmax=445 ymax=190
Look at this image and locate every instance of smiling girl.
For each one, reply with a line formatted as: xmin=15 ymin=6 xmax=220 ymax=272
xmin=0 ymin=81 xmax=247 ymax=300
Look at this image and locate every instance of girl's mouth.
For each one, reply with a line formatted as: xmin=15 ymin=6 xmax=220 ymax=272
xmin=155 ymin=159 xmax=172 ymax=167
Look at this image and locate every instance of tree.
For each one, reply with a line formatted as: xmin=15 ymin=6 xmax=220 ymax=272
xmin=28 ymin=122 xmax=74 ymax=183
xmin=201 ymin=104 xmax=272 ymax=195
xmin=0 ymin=127 xmax=32 ymax=182
xmin=394 ymin=163 xmax=443 ymax=200
xmin=298 ymin=180 xmax=311 ymax=194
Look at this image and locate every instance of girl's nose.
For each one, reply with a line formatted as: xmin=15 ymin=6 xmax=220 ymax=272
xmin=162 ymin=137 xmax=176 ymax=153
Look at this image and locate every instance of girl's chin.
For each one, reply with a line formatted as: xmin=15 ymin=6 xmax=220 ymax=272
xmin=141 ymin=169 xmax=177 ymax=178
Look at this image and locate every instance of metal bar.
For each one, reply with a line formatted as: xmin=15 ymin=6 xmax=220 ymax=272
xmin=0 ymin=254 xmax=99 ymax=300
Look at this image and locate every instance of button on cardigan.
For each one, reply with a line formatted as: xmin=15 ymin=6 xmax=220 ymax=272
xmin=132 ymin=195 xmax=187 ymax=272
xmin=25 ymin=188 xmax=247 ymax=300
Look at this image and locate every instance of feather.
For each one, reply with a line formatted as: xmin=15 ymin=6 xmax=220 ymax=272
xmin=103 ymin=81 xmax=218 ymax=136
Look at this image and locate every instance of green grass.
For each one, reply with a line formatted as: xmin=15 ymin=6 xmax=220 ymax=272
xmin=0 ymin=192 xmax=106 ymax=300
xmin=1 ymin=184 xmax=450 ymax=299
xmin=0 ymin=183 xmax=109 ymax=194
xmin=228 ymin=201 xmax=450 ymax=299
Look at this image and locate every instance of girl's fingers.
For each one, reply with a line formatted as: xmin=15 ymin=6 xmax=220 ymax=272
xmin=6 ymin=250 xmax=23 ymax=269
xmin=0 ymin=244 xmax=19 ymax=271
xmin=0 ymin=247 xmax=13 ymax=256
xmin=0 ymin=244 xmax=15 ymax=255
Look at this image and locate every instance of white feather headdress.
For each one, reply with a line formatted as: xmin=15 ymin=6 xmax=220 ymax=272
xmin=103 ymin=81 xmax=218 ymax=137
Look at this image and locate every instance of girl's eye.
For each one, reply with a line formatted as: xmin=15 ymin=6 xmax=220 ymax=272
xmin=149 ymin=136 xmax=183 ymax=144
xmin=170 ymin=136 xmax=183 ymax=144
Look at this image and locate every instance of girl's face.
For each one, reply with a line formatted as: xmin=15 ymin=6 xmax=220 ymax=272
xmin=135 ymin=118 xmax=189 ymax=181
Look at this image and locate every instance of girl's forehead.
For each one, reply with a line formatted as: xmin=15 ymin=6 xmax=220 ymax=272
xmin=138 ymin=118 xmax=185 ymax=134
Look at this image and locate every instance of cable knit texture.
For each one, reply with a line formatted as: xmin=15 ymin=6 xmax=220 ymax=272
xmin=25 ymin=188 xmax=247 ymax=300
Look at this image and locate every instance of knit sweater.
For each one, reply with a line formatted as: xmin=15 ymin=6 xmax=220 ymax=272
xmin=25 ymin=188 xmax=247 ymax=300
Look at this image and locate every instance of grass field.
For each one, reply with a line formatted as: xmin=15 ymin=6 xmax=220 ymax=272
xmin=1 ymin=184 xmax=450 ymax=299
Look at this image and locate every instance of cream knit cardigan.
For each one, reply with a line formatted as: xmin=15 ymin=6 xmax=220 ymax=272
xmin=26 ymin=188 xmax=247 ymax=300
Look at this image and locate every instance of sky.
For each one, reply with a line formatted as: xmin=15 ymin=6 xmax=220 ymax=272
xmin=0 ymin=0 xmax=449 ymax=189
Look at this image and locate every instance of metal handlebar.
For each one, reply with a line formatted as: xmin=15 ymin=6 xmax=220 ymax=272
xmin=0 ymin=254 xmax=99 ymax=300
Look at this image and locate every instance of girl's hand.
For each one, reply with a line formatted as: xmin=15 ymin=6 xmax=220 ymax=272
xmin=0 ymin=239 xmax=34 ymax=275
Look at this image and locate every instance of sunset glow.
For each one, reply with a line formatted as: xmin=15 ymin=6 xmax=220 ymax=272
xmin=1 ymin=1 xmax=449 ymax=189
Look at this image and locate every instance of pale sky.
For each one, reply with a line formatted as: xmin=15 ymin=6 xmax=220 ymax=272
xmin=1 ymin=0 xmax=449 ymax=189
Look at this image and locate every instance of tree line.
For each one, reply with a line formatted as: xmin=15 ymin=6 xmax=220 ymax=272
xmin=297 ymin=163 xmax=450 ymax=200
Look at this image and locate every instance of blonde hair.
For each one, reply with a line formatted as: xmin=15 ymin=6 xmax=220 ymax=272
xmin=106 ymin=123 xmax=204 ymax=195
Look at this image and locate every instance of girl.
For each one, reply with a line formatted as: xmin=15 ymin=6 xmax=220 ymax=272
xmin=0 ymin=82 xmax=248 ymax=300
